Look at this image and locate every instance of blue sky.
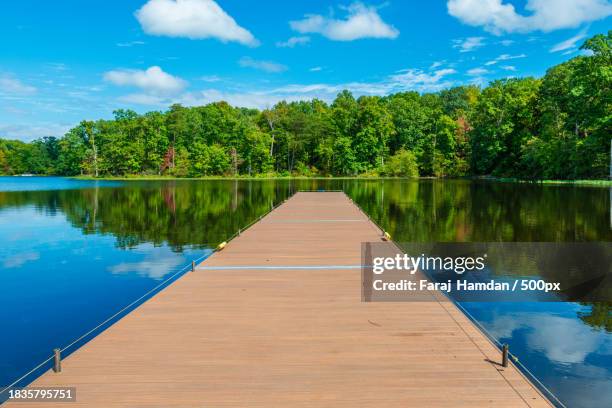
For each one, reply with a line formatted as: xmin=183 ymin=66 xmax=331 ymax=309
xmin=0 ymin=0 xmax=611 ymax=141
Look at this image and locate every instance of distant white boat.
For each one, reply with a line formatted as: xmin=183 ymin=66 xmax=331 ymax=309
xmin=17 ymin=174 xmax=35 ymax=177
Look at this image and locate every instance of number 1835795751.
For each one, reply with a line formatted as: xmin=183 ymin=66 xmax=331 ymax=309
xmin=7 ymin=387 xmax=76 ymax=402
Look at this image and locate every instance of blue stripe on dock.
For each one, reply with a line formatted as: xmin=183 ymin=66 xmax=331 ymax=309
xmin=197 ymin=265 xmax=365 ymax=271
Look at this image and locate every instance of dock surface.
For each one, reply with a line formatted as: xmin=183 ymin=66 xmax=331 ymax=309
xmin=6 ymin=192 xmax=551 ymax=407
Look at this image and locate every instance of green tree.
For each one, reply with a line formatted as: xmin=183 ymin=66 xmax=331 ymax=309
xmin=191 ymin=143 xmax=230 ymax=176
xmin=57 ymin=128 xmax=88 ymax=175
xmin=470 ymin=78 xmax=540 ymax=176
xmin=333 ymin=136 xmax=358 ymax=175
xmin=353 ymin=96 xmax=394 ymax=171
xmin=331 ymin=90 xmax=359 ymax=140
xmin=0 ymin=144 xmax=7 ymax=174
xmin=383 ymin=149 xmax=419 ymax=177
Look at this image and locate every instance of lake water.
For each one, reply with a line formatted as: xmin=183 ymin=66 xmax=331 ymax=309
xmin=1 ymin=177 xmax=610 ymax=407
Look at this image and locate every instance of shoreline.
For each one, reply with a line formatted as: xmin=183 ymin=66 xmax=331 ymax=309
xmin=72 ymin=175 xmax=612 ymax=187
xmin=2 ymin=174 xmax=611 ymax=187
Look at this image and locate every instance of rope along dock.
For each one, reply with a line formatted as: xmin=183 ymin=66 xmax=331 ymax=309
xmin=4 ymin=192 xmax=552 ymax=407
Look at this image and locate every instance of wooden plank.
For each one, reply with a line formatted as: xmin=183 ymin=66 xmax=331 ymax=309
xmin=4 ymin=192 xmax=552 ymax=407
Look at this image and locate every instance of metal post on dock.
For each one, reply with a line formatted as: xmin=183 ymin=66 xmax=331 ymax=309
xmin=238 ymin=228 xmax=241 ymax=236
xmin=191 ymin=261 xmax=195 ymax=272
xmin=53 ymin=348 xmax=61 ymax=373
xmin=502 ymin=344 xmax=509 ymax=367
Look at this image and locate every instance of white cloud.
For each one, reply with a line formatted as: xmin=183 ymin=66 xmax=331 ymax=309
xmin=0 ymin=123 xmax=72 ymax=142
xmin=290 ymin=2 xmax=399 ymax=41
xmin=488 ymin=312 xmax=607 ymax=365
xmin=550 ymin=30 xmax=588 ymax=52
xmin=447 ymin=0 xmax=612 ymax=34
xmin=179 ymin=89 xmax=303 ymax=109
xmin=452 ymin=36 xmax=486 ymax=52
xmin=0 ymin=75 xmax=37 ymax=94
xmin=178 ymin=83 xmax=379 ymax=109
xmin=497 ymin=53 xmax=527 ymax=60
xmin=104 ymin=66 xmax=187 ymax=95
xmin=3 ymin=251 xmax=39 ymax=268
xmin=119 ymin=93 xmax=166 ymax=106
xmin=117 ymin=40 xmax=146 ymax=47
xmin=135 ymin=0 xmax=258 ymax=46
xmin=276 ymin=36 xmax=311 ymax=48
xmin=309 ymin=66 xmax=323 ymax=72
xmin=109 ymin=251 xmax=185 ymax=280
xmin=239 ymin=57 xmax=287 ymax=73
xmin=269 ymin=82 xmax=387 ymax=96
xmin=499 ymin=39 xmax=515 ymax=46
xmin=47 ymin=63 xmax=68 ymax=71
xmin=467 ymin=67 xmax=489 ymax=76
xmin=389 ymin=68 xmax=457 ymax=92
xmin=500 ymin=65 xmax=517 ymax=71
xmin=271 ymin=68 xmax=455 ymax=98
xmin=199 ymin=75 xmax=222 ymax=82
xmin=117 ymin=65 xmax=457 ymax=109
xmin=485 ymin=53 xmax=527 ymax=65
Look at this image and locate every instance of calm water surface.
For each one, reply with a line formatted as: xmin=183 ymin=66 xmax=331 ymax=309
xmin=1 ymin=177 xmax=610 ymax=407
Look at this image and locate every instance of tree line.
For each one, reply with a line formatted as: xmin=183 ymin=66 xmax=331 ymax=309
xmin=1 ymin=32 xmax=609 ymax=179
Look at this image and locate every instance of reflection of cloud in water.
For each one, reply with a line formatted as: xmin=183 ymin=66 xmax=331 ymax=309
xmin=108 ymin=251 xmax=184 ymax=280
xmin=549 ymin=364 xmax=612 ymax=408
xmin=71 ymin=247 xmax=88 ymax=255
xmin=488 ymin=312 xmax=608 ymax=364
xmin=6 ymin=231 xmax=32 ymax=241
xmin=3 ymin=251 xmax=40 ymax=268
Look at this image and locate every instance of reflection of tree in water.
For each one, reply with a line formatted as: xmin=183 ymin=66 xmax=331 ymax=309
xmin=163 ymin=184 xmax=176 ymax=214
xmin=2 ymin=179 xmax=610 ymax=246
xmin=478 ymin=243 xmax=612 ymax=302
xmin=345 ymin=180 xmax=612 ymax=242
xmin=343 ymin=180 xmax=612 ymax=333
xmin=2 ymin=179 xmax=611 ymax=325
xmin=578 ymin=302 xmax=612 ymax=332
xmin=0 ymin=181 xmax=295 ymax=251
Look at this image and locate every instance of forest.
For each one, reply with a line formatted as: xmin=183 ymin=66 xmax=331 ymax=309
xmin=0 ymin=32 xmax=610 ymax=179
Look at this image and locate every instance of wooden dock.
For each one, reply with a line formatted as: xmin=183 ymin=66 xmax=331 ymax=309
xmin=6 ymin=192 xmax=552 ymax=407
